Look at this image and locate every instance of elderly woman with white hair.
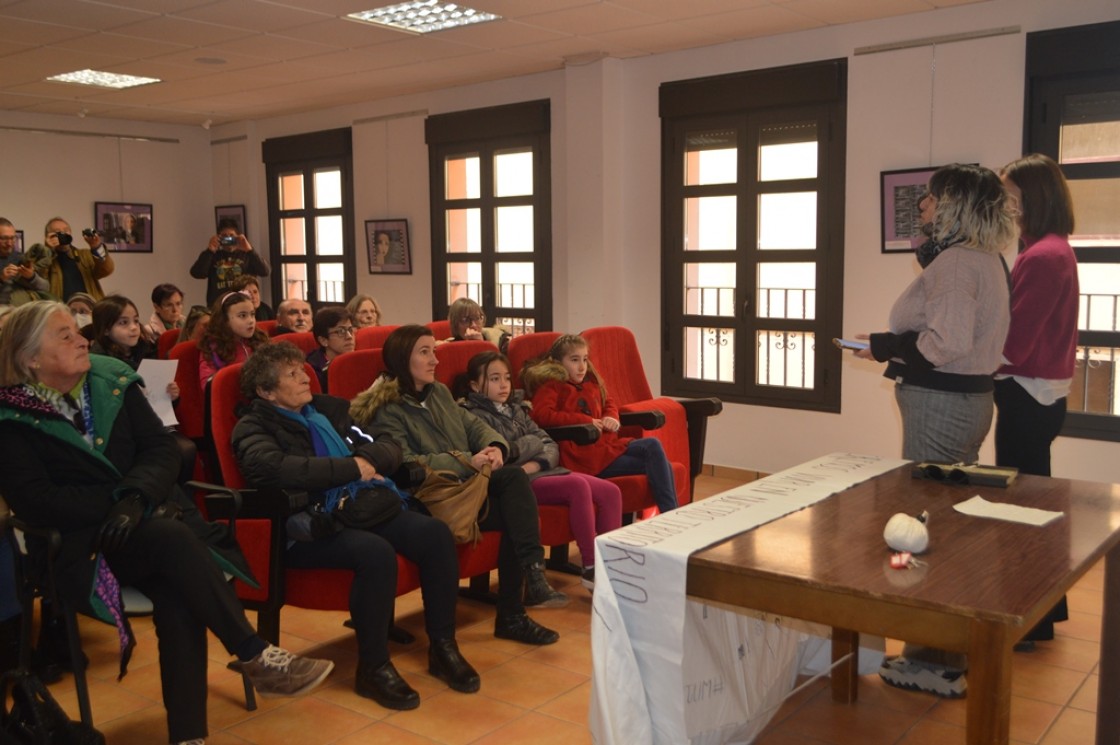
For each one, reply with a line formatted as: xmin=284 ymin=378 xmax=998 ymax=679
xmin=0 ymin=300 xmax=333 ymax=745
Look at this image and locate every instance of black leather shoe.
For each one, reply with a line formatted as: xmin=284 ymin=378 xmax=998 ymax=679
xmin=355 ymin=660 xmax=420 ymax=710
xmin=523 ymin=562 xmax=569 ymax=608
xmin=428 ymin=639 xmax=480 ymax=693
xmin=494 ymin=612 xmax=559 ymax=646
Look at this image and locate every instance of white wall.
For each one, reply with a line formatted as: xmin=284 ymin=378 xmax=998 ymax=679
xmin=3 ymin=0 xmax=1117 ymax=482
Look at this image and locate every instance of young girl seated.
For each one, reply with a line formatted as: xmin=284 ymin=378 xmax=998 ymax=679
xmin=461 ymin=351 xmax=622 ymax=590
xmin=198 ymin=291 xmax=269 ymax=385
xmin=90 ymin=294 xmax=178 ymax=401
xmin=522 ymin=334 xmax=678 ymax=515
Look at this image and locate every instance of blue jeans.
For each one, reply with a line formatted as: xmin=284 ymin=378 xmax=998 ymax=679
xmin=598 ymin=438 xmax=678 ymax=513
xmin=895 ymin=383 xmax=993 ymax=464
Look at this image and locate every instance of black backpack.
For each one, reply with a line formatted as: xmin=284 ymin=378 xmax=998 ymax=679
xmin=0 ymin=670 xmax=105 ymax=745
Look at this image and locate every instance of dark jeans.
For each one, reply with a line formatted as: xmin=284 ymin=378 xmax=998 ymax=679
xmin=285 ymin=510 xmax=458 ymax=664
xmin=994 ymin=377 xmax=1067 ymax=477
xmin=109 ymin=518 xmax=259 ymax=744
xmin=994 ymin=377 xmax=1070 ymax=639
xmin=477 ymin=467 xmax=545 ymax=616
xmin=598 ymin=437 xmax=678 ymax=513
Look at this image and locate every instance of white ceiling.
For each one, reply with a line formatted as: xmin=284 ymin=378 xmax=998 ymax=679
xmin=0 ymin=0 xmax=987 ymax=127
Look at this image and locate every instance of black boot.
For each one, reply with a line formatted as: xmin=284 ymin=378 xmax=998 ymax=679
xmin=523 ymin=562 xmax=568 ymax=608
xmin=355 ymin=660 xmax=419 ymax=710
xmin=428 ymin=639 xmax=480 ymax=693
xmin=494 ymin=612 xmax=559 ymax=646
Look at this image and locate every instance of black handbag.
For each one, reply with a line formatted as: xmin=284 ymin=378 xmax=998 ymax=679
xmin=333 ymin=484 xmax=403 ymax=530
xmin=0 ymin=670 xmax=105 ymax=745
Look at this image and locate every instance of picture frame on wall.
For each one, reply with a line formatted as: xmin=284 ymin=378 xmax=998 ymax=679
xmin=366 ymin=219 xmax=412 ymax=274
xmin=215 ymin=204 xmax=247 ymax=235
xmin=13 ymin=231 xmax=23 ymax=254
xmin=880 ymin=166 xmax=939 ymax=253
xmin=94 ymin=202 xmax=153 ymax=253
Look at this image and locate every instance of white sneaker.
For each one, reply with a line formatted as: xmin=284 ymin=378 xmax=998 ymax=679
xmin=878 ymin=656 xmax=966 ymax=698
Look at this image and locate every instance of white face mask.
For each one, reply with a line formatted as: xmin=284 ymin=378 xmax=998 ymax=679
xmin=73 ymin=312 xmax=92 ymax=328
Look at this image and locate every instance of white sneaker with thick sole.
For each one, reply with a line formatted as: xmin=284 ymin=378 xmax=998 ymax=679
xmin=878 ymin=656 xmax=967 ymax=698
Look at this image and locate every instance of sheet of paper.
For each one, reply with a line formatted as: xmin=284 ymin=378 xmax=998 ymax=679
xmin=138 ymin=358 xmax=179 ymax=427
xmin=953 ymin=495 xmax=1063 ymax=527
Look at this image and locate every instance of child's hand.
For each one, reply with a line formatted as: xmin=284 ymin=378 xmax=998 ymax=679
xmin=591 ymin=418 xmax=605 ymax=431
xmin=521 ymin=461 xmax=541 ymax=475
xmin=166 ymin=381 xmax=180 ymax=402
xmin=602 ymin=416 xmax=621 ymax=432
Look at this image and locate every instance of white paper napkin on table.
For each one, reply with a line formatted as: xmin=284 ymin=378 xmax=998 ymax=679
xmin=953 ymin=495 xmax=1063 ymax=527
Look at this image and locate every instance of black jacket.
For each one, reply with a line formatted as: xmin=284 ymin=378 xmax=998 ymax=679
xmin=231 ymin=394 xmax=402 ymax=503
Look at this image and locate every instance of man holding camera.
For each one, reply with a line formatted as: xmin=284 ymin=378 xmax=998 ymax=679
xmin=27 ymin=216 xmax=115 ymax=302
xmin=190 ymin=218 xmax=270 ymax=305
xmin=0 ymin=218 xmax=52 ymax=306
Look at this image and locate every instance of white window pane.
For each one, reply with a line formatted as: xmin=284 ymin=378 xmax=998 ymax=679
xmin=758 ymin=263 xmax=816 ymax=319
xmin=495 ymin=150 xmax=533 ymax=197
xmin=1068 ymin=179 xmax=1120 ymax=246
xmin=446 ymin=208 xmax=481 ymax=253
xmin=448 ymin=261 xmax=481 ymax=304
xmin=314 ymin=169 xmax=341 ymax=209
xmin=684 ymin=263 xmax=735 ymax=316
xmin=1078 ymin=264 xmax=1120 ymax=331
xmin=495 ymin=206 xmax=534 ymax=253
xmin=446 ymin=155 xmax=480 ymax=199
xmin=757 ymin=330 xmax=815 ymax=388
xmin=317 ymin=263 xmax=345 ymax=303
xmin=315 ymin=215 xmax=343 ymax=256
xmin=684 ymin=327 xmax=735 ymax=382
xmin=496 ymin=262 xmax=534 ymax=309
xmin=685 ymin=130 xmax=736 ymax=186
xmin=760 ymin=142 xmax=817 ymax=181
xmin=684 ymin=196 xmax=736 ymax=251
xmin=282 ymin=264 xmax=307 ymax=300
xmin=759 ymin=192 xmax=816 ymax=250
xmin=280 ymin=218 xmax=305 ymax=256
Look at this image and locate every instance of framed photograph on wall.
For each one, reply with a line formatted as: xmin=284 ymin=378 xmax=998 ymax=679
xmin=366 ymin=219 xmax=412 ymax=274
xmin=94 ymin=202 xmax=153 ymax=253
xmin=13 ymin=231 xmax=23 ymax=254
xmin=880 ymin=166 xmax=939 ymax=253
xmin=215 ymin=204 xmax=247 ymax=235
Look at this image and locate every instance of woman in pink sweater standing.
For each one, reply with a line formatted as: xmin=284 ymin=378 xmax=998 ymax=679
xmin=995 ymin=153 xmax=1079 ymax=648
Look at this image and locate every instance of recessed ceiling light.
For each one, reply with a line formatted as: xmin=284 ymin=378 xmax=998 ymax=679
xmin=346 ymin=1 xmax=500 ymax=35
xmin=46 ymin=69 xmax=160 ymax=89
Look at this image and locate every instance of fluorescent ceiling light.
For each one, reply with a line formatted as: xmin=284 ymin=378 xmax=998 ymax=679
xmin=46 ymin=69 xmax=160 ymax=89
xmin=347 ymin=1 xmax=500 ymax=35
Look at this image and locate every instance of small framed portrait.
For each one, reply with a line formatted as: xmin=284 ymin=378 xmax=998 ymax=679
xmin=880 ymin=167 xmax=940 ymax=253
xmin=366 ymin=219 xmax=411 ymax=275
xmin=13 ymin=231 xmax=23 ymax=254
xmin=94 ymin=202 xmax=153 ymax=253
xmin=215 ymin=204 xmax=247 ymax=235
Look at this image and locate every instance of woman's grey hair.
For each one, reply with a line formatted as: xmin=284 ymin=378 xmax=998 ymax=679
xmin=0 ymin=300 xmax=71 ymax=387
xmin=928 ymin=163 xmax=1018 ymax=255
xmin=346 ymin=294 xmax=381 ymax=326
xmin=239 ymin=340 xmax=306 ymax=400
xmin=447 ymin=297 xmax=484 ymax=338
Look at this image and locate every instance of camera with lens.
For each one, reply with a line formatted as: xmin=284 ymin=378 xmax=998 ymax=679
xmin=81 ymin=228 xmax=100 ymax=240
xmin=219 ymin=235 xmax=238 ymax=247
xmin=54 ymin=232 xmax=73 ymax=246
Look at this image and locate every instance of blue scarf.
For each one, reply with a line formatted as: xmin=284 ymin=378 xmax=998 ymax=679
xmin=274 ymin=404 xmax=408 ymax=513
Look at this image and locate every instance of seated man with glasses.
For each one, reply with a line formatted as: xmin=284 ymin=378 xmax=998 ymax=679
xmin=308 ymin=306 xmax=356 ymax=390
xmin=0 ymin=217 xmax=51 ymax=307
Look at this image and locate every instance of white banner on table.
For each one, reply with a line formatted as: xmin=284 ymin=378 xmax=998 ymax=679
xmin=590 ymin=452 xmax=908 ymax=745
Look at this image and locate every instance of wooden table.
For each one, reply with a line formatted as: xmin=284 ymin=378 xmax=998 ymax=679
xmin=686 ymin=465 xmax=1120 ymax=745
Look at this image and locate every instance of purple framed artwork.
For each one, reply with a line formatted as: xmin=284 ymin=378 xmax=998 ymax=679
xmin=880 ymin=166 xmax=938 ymax=253
xmin=94 ymin=201 xmax=152 ymax=253
xmin=366 ymin=219 xmax=411 ymax=274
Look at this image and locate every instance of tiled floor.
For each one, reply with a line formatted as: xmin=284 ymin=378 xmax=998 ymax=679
xmin=53 ymin=473 xmax=1104 ymax=744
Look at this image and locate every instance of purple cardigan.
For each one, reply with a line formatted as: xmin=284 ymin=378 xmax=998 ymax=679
xmin=998 ymin=233 xmax=1079 ymax=379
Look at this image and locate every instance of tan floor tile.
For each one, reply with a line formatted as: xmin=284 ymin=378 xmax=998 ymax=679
xmin=94 ymin=704 xmax=175 ymax=745
xmin=776 ymin=687 xmax=921 ymax=744
xmin=228 ymin=695 xmax=373 ymax=744
xmin=1073 ymin=561 xmax=1104 ymax=592
xmin=535 ymin=679 xmax=591 ymax=726
xmin=1010 ymin=657 xmax=1087 ymax=706
xmin=1058 ymin=609 xmax=1103 ymax=643
xmin=755 ymin=728 xmax=835 ymax=745
xmin=1066 ymin=586 xmax=1103 ymax=617
xmin=760 ymin=676 xmax=829 ymax=730
xmin=1039 ymin=707 xmax=1097 ymax=745
xmin=1068 ymin=674 xmax=1098 ymax=713
xmin=896 ymin=718 xmax=965 ymax=745
xmin=927 ymin=693 xmax=1061 ymax=743
xmin=473 ymin=655 xmax=586 ymax=709
xmin=382 ymin=690 xmax=525 ymax=744
xmin=522 ymin=629 xmax=592 ymax=676
xmin=851 ymin=674 xmax=939 ymax=717
xmin=275 ymin=607 xmax=355 ymax=644
xmin=469 ymin=710 xmax=593 ymax=745
xmin=333 ymin=721 xmax=443 ymax=744
xmin=1020 ymin=634 xmax=1099 ymax=673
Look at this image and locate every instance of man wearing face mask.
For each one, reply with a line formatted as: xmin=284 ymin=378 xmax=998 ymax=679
xmin=27 ymin=216 xmax=115 ymax=302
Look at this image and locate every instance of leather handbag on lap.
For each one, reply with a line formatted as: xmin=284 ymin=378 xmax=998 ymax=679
xmin=412 ymin=455 xmax=491 ymax=544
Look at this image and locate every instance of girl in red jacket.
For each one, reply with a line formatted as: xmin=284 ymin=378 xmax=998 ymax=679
xmin=523 ymin=334 xmax=677 ymax=514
